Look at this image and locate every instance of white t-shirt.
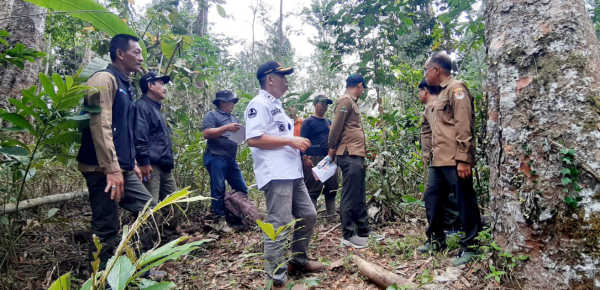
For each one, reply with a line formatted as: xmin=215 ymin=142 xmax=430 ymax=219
xmin=245 ymin=90 xmax=303 ymax=189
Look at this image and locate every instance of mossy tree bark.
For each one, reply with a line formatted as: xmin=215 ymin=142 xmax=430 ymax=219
xmin=485 ymin=0 xmax=600 ymax=288
xmin=0 ymin=0 xmax=46 ymax=108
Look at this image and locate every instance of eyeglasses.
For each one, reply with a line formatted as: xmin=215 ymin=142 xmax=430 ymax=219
xmin=423 ymin=66 xmax=435 ymax=74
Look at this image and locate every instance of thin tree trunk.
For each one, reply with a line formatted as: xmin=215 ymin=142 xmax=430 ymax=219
xmin=1 ymin=191 xmax=88 ymax=215
xmin=195 ymin=0 xmax=208 ymax=37
xmin=0 ymin=0 xmax=46 ymax=107
xmin=279 ymin=0 xmax=283 ymax=62
xmin=485 ymin=0 xmax=600 ymax=288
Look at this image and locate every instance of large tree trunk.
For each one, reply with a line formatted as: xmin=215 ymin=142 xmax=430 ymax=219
xmin=0 ymin=0 xmax=46 ymax=107
xmin=485 ymin=0 xmax=600 ymax=288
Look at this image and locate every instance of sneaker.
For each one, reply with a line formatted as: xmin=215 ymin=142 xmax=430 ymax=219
xmin=341 ymin=235 xmax=369 ymax=249
xmin=451 ymin=251 xmax=478 ymax=266
xmin=416 ymin=240 xmax=447 ymax=253
xmin=287 ymin=260 xmax=324 ymax=275
xmin=359 ymin=231 xmax=385 ymax=241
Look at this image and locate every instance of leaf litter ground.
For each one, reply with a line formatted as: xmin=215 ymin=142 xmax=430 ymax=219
xmin=2 ymin=197 xmax=505 ymax=289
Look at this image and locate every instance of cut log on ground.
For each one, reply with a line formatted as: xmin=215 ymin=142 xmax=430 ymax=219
xmin=352 ymin=255 xmax=417 ymax=289
xmin=1 ymin=190 xmax=88 ymax=215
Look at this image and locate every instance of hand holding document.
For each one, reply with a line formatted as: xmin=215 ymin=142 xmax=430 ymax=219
xmin=228 ymin=125 xmax=246 ymax=144
xmin=312 ymin=162 xmax=337 ymax=182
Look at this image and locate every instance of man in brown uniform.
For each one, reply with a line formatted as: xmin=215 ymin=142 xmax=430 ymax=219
xmin=417 ymin=52 xmax=482 ymax=266
xmin=418 ymin=80 xmax=461 ymax=234
xmin=327 ymin=73 xmax=383 ymax=249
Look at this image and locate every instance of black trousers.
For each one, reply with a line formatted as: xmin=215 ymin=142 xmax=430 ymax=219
xmin=83 ymin=171 xmax=157 ymax=270
xmin=424 ymin=166 xmax=481 ymax=252
xmin=337 ymin=154 xmax=370 ymax=239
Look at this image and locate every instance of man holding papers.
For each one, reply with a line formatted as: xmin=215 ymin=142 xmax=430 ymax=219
xmin=326 ymin=73 xmax=384 ymax=249
xmin=202 ymin=89 xmax=248 ymax=233
xmin=300 ymin=95 xmax=339 ymax=216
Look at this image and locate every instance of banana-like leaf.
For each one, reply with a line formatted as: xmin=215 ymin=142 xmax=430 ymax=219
xmin=107 ymin=256 xmax=135 ymax=290
xmin=47 ymin=272 xmax=71 ymax=290
xmin=79 ymin=57 xmax=111 ymax=80
xmin=140 ymin=281 xmax=176 ymax=290
xmin=256 ymin=220 xmax=277 ymax=241
xmin=23 ymin=0 xmax=147 ymax=59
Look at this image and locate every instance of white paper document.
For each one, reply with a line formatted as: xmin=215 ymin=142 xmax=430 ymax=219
xmin=228 ymin=126 xmax=246 ymax=144
xmin=312 ymin=163 xmax=337 ymax=182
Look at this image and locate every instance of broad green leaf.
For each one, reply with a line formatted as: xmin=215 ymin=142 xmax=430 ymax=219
xmin=1 ymin=138 xmax=29 ymax=152
xmin=79 ymin=278 xmax=94 ymax=290
xmin=9 ymin=98 xmax=41 ymax=123
xmin=39 ymin=73 xmax=58 ymax=105
xmin=560 ymin=168 xmax=570 ymax=175
xmin=79 ymin=57 xmax=111 ymax=80
xmin=42 ymin=131 xmax=82 ymax=145
xmin=3 ymin=126 xmax=29 ymax=132
xmin=21 ymin=87 xmax=50 ymax=114
xmin=57 ymin=95 xmax=84 ymax=111
xmin=173 ymin=195 xmax=212 ymax=203
xmin=256 ymin=220 xmax=276 ymax=241
xmin=160 ymin=40 xmax=179 ymax=60
xmin=22 ymin=0 xmax=147 ymax=59
xmin=386 ymin=283 xmax=400 ymax=290
xmin=52 ymin=73 xmax=67 ymax=96
xmin=47 ymin=272 xmax=71 ymax=290
xmin=418 ymin=184 xmax=425 ymax=193
xmin=154 ymin=187 xmax=192 ymax=211
xmin=0 ymin=113 xmax=35 ymax=135
xmin=57 ymin=118 xmax=90 ymax=131
xmin=107 ymin=256 xmax=135 ymax=290
xmin=216 ymin=4 xmax=226 ymax=18
xmin=0 ymin=216 xmax=9 ymax=225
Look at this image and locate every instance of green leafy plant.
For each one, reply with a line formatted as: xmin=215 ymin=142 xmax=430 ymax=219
xmin=559 ymin=149 xmax=582 ymax=209
xmin=0 ymin=72 xmax=94 ymax=268
xmin=47 ymin=187 xmax=212 ymax=290
xmin=484 ymin=263 xmax=506 ymax=284
xmin=22 ymin=0 xmax=147 ymax=59
xmin=0 ymin=30 xmax=46 ymax=69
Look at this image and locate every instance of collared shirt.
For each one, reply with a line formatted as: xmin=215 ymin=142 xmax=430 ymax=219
xmin=202 ymin=108 xmax=240 ymax=157
xmin=245 ymin=90 xmax=303 ymax=189
xmin=429 ymin=76 xmax=476 ymax=167
xmin=135 ymin=95 xmax=174 ymax=171
xmin=78 ymin=64 xmax=132 ymax=174
xmin=329 ymin=93 xmax=366 ymax=157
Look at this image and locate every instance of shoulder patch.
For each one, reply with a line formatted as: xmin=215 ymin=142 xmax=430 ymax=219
xmin=453 ymin=87 xmax=464 ymax=92
xmin=454 ymin=91 xmax=465 ymax=100
xmin=340 ymin=106 xmax=347 ymax=113
xmin=248 ymin=108 xmax=257 ymax=118
xmin=271 ymin=108 xmax=281 ymax=116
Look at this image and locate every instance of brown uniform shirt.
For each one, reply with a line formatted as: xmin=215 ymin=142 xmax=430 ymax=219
xmin=328 ymin=93 xmax=366 ymax=157
xmin=420 ymin=101 xmax=435 ymax=165
xmin=429 ymin=76 xmax=476 ymax=167
xmin=77 ymin=71 xmax=124 ymax=174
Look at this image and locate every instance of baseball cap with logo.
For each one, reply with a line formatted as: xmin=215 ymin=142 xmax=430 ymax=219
xmin=346 ymin=73 xmax=367 ymax=89
xmin=314 ymin=95 xmax=333 ymax=105
xmin=139 ymin=72 xmax=170 ymax=94
xmin=256 ymin=60 xmax=294 ymax=80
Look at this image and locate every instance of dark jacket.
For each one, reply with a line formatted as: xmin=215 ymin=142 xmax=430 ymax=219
xmin=77 ymin=64 xmax=137 ymax=172
xmin=135 ymin=95 xmax=174 ymax=172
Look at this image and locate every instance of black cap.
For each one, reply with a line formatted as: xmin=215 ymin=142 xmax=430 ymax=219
xmin=139 ymin=72 xmax=170 ymax=94
xmin=314 ymin=95 xmax=333 ymax=105
xmin=346 ymin=73 xmax=367 ymax=88
xmin=256 ymin=60 xmax=294 ymax=80
xmin=212 ymin=89 xmax=239 ymax=106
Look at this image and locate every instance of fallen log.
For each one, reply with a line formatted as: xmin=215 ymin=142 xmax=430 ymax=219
xmin=352 ymin=255 xmax=417 ymax=289
xmin=1 ymin=190 xmax=88 ymax=215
